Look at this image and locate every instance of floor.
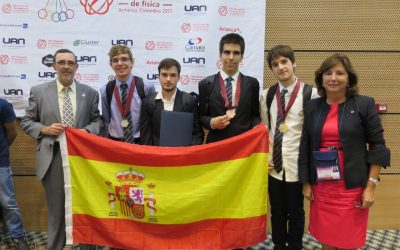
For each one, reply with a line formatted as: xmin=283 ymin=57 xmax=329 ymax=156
xmin=0 ymin=230 xmax=399 ymax=249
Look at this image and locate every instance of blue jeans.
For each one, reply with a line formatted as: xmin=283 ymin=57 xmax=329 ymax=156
xmin=0 ymin=167 xmax=26 ymax=239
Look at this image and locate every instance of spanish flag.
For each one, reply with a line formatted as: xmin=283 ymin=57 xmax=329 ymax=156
xmin=61 ymin=124 xmax=269 ymax=249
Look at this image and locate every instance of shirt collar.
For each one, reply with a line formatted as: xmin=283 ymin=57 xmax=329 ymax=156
xmin=220 ymin=70 xmax=240 ymax=82
xmin=155 ymin=89 xmax=177 ymax=101
xmin=278 ymin=77 xmax=298 ymax=93
xmin=116 ymin=75 xmax=133 ymax=88
xmin=57 ymin=80 xmax=76 ymax=94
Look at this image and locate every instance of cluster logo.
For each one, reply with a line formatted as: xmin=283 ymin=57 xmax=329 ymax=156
xmin=144 ymin=40 xmax=173 ymax=51
xmin=80 ymin=0 xmax=113 ymax=15
xmin=38 ymin=0 xmax=74 ymax=22
xmin=105 ymin=168 xmax=157 ymax=220
xmin=118 ymin=1 xmax=173 ymax=15
xmin=184 ymin=5 xmax=207 ymax=16
xmin=185 ymin=37 xmax=205 ymax=52
xmin=218 ymin=5 xmax=245 ymax=17
xmin=73 ymin=40 xmax=99 ymax=47
xmin=2 ymin=37 xmax=26 ymax=48
xmin=42 ymin=54 xmax=54 ymax=67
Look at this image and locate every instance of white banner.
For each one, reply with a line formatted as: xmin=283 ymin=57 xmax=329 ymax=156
xmin=0 ymin=0 xmax=265 ymax=116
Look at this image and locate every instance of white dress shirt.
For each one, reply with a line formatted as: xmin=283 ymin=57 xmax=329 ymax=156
xmin=155 ymin=89 xmax=177 ymax=111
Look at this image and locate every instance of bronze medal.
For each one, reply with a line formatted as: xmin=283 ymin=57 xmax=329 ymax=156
xmin=278 ymin=122 xmax=288 ymax=133
xmin=226 ymin=108 xmax=236 ymax=119
xmin=120 ymin=119 xmax=129 ymax=128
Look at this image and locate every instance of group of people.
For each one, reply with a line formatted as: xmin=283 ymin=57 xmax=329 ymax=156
xmin=0 ymin=32 xmax=390 ymax=250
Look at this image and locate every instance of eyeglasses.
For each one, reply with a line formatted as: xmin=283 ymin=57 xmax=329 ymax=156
xmin=111 ymin=57 xmax=131 ymax=63
xmin=55 ymin=60 xmax=77 ymax=66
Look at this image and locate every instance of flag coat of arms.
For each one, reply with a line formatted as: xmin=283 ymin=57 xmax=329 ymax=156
xmin=61 ymin=124 xmax=269 ymax=249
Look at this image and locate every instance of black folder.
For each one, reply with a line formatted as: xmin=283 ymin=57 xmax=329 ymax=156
xmin=160 ymin=110 xmax=193 ymax=147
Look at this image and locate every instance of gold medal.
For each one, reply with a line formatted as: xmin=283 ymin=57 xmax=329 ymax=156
xmin=120 ymin=119 xmax=129 ymax=128
xmin=226 ymin=108 xmax=236 ymax=119
xmin=278 ymin=122 xmax=288 ymax=133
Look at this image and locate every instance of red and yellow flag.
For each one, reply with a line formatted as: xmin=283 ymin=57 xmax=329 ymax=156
xmin=61 ymin=124 xmax=269 ymax=249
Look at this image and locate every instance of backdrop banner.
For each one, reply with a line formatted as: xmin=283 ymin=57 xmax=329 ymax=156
xmin=0 ymin=0 xmax=266 ymax=116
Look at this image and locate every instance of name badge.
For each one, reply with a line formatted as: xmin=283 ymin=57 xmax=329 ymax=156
xmin=312 ymin=150 xmax=342 ymax=181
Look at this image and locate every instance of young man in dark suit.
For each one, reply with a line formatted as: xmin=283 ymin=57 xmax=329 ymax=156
xmin=198 ymin=33 xmax=260 ymax=143
xmin=140 ymin=58 xmax=203 ymax=146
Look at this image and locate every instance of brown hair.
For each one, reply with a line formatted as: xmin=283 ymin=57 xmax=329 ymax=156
xmin=108 ymin=45 xmax=133 ymax=62
xmin=267 ymin=45 xmax=295 ymax=69
xmin=315 ymin=54 xmax=359 ymax=97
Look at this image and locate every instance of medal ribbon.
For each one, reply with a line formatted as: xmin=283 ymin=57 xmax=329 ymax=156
xmin=113 ymin=77 xmax=136 ymax=117
xmin=219 ymin=73 xmax=242 ymax=109
xmin=275 ymin=80 xmax=301 ymax=120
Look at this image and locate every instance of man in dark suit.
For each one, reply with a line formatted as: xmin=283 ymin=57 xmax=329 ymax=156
xmin=198 ymin=33 xmax=260 ymax=143
xmin=21 ymin=49 xmax=101 ymax=250
xmin=140 ymin=58 xmax=203 ymax=146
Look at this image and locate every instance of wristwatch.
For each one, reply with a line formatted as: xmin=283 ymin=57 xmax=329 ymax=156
xmin=368 ymin=177 xmax=380 ymax=186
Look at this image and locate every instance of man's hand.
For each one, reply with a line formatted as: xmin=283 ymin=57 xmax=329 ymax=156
xmin=40 ymin=123 xmax=65 ymax=136
xmin=210 ymin=115 xmax=231 ymax=130
xmin=303 ymin=183 xmax=314 ymax=201
xmin=268 ymin=158 xmax=275 ymax=172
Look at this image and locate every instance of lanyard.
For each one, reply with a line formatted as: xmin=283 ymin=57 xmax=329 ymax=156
xmin=275 ymin=80 xmax=301 ymax=120
xmin=113 ymin=77 xmax=136 ymax=117
xmin=218 ymin=73 xmax=242 ymax=109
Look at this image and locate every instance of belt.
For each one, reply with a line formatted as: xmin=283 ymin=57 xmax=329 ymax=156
xmin=109 ymin=136 xmax=141 ymax=144
xmin=321 ymin=145 xmax=343 ymax=150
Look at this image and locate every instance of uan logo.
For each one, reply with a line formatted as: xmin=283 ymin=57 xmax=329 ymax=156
xmin=42 ymin=54 xmax=54 ymax=67
xmin=76 ymin=56 xmax=97 ymax=63
xmin=146 ymin=74 xmax=159 ymax=81
xmin=3 ymin=89 xmax=23 ymax=95
xmin=111 ymin=39 xmax=133 ymax=46
xmin=38 ymin=72 xmax=56 ymax=78
xmin=3 ymin=38 xmax=25 ymax=45
xmin=183 ymin=57 xmax=205 ymax=64
xmin=184 ymin=5 xmax=207 ymax=12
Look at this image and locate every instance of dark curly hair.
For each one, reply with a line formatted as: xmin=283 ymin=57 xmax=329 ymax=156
xmin=315 ymin=54 xmax=359 ymax=97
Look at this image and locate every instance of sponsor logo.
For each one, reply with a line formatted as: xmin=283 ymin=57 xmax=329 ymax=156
xmin=76 ymin=56 xmax=97 ymax=63
xmin=185 ymin=37 xmax=205 ymax=52
xmin=219 ymin=26 xmax=242 ymax=33
xmin=111 ymin=39 xmax=133 ymax=46
xmin=183 ymin=57 xmax=205 ymax=65
xmin=0 ymin=55 xmax=27 ymax=64
xmin=74 ymin=73 xmax=82 ymax=82
xmin=3 ymin=89 xmax=23 ymax=96
xmin=218 ymin=5 xmax=245 ymax=17
xmin=37 ymin=39 xmax=64 ymax=49
xmin=73 ymin=40 xmax=99 ymax=46
xmin=184 ymin=5 xmax=207 ymax=16
xmin=2 ymin=4 xmax=29 ymax=14
xmin=38 ymin=72 xmax=57 ymax=79
xmin=144 ymin=40 xmax=172 ymax=51
xmin=146 ymin=73 xmax=159 ymax=81
xmin=145 ymin=60 xmax=160 ymax=65
xmin=105 ymin=168 xmax=157 ymax=221
xmin=216 ymin=59 xmax=223 ymax=69
xmin=21 ymin=74 xmax=26 ymax=79
xmin=180 ymin=75 xmax=190 ymax=85
xmin=181 ymin=23 xmax=208 ymax=33
xmin=0 ymin=23 xmax=28 ymax=29
xmin=74 ymin=73 xmax=100 ymax=83
xmin=0 ymin=74 xmax=26 ymax=79
xmin=81 ymin=0 xmax=113 ymax=15
xmin=38 ymin=1 xmax=74 ymax=22
xmin=118 ymin=1 xmax=173 ymax=15
xmin=0 ymin=55 xmax=10 ymax=64
xmin=42 ymin=54 xmax=54 ymax=67
xmin=2 ymin=38 xmax=26 ymax=48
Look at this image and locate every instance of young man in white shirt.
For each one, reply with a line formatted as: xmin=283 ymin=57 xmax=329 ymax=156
xmin=260 ymin=45 xmax=318 ymax=250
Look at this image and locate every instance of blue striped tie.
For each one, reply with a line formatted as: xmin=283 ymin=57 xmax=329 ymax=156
xmin=121 ymin=83 xmax=135 ymax=143
xmin=226 ymin=77 xmax=233 ymax=106
xmin=272 ymin=88 xmax=287 ymax=173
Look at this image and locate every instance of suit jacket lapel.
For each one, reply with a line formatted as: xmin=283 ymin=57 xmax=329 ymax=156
xmin=46 ymin=81 xmax=61 ymax=122
xmin=75 ymin=83 xmax=86 ymax=125
xmin=173 ymin=89 xmax=182 ymax=111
